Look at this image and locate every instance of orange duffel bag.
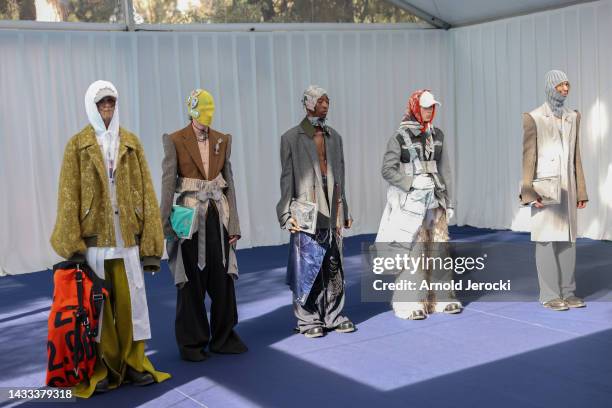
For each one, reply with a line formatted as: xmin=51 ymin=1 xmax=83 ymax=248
xmin=46 ymin=261 xmax=108 ymax=387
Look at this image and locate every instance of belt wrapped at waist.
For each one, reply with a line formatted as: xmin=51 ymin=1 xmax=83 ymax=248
xmin=414 ymin=160 xmax=438 ymax=174
xmin=413 ymin=159 xmax=447 ymax=198
xmin=167 ymin=174 xmax=238 ymax=286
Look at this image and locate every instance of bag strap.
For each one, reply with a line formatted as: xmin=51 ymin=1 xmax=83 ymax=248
xmin=396 ymin=133 xmax=412 ymax=164
xmin=72 ymin=269 xmax=85 ymax=375
xmin=89 ymin=286 xmax=105 ymax=337
xmin=395 ymin=133 xmax=405 ymax=147
xmin=52 ymin=260 xmax=80 ymax=274
xmin=74 ymin=263 xmax=107 ymax=339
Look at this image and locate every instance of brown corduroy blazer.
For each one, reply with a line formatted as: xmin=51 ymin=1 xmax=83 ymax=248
xmin=160 ymin=124 xmax=241 ymax=238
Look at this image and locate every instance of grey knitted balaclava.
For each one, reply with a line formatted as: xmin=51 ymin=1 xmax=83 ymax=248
xmin=545 ymin=70 xmax=569 ymax=117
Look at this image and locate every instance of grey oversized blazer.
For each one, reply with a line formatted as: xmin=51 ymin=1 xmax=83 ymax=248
xmin=276 ymin=117 xmax=351 ymax=230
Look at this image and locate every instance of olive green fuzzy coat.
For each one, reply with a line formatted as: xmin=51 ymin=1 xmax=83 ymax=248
xmin=51 ymin=125 xmax=164 ymax=270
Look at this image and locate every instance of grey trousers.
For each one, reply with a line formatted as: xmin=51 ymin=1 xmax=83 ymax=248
xmin=535 ymin=241 xmax=576 ymax=303
xmin=293 ymin=240 xmax=349 ymax=333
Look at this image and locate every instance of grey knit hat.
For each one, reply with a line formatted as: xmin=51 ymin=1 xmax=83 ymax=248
xmin=545 ymin=70 xmax=569 ymax=117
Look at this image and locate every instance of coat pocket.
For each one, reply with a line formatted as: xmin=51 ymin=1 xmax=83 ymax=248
xmin=399 ymin=190 xmax=428 ymax=216
xmin=130 ymin=187 xmax=145 ymax=232
xmin=536 ymin=154 xmax=560 ymax=178
xmin=80 ymin=193 xmax=94 ymax=222
xmin=133 ymin=205 xmax=144 ymax=234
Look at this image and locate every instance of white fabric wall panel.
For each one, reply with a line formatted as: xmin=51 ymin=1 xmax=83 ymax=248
xmin=0 ymin=29 xmax=453 ymax=275
xmin=451 ymin=0 xmax=612 ymax=240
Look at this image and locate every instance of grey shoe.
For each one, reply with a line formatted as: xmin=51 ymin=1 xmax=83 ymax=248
xmin=443 ymin=303 xmax=462 ymax=314
xmin=334 ymin=321 xmax=356 ymax=333
xmin=409 ymin=309 xmax=427 ymax=320
xmin=304 ymin=327 xmax=325 ymax=338
xmin=543 ymin=298 xmax=569 ymax=311
xmin=564 ymin=296 xmax=586 ymax=308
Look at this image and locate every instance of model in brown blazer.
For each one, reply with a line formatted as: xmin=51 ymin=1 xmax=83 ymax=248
xmin=160 ymin=89 xmax=247 ymax=361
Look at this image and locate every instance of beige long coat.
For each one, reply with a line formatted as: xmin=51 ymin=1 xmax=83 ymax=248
xmin=520 ymin=103 xmax=588 ymax=242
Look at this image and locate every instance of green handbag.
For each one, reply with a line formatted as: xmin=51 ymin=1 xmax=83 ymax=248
xmin=170 ymin=205 xmax=198 ymax=239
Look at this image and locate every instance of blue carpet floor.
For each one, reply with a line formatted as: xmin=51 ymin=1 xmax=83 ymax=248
xmin=1 ymin=226 xmax=612 ymax=408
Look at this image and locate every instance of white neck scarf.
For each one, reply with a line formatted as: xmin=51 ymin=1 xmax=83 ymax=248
xmin=399 ymin=120 xmax=435 ymax=160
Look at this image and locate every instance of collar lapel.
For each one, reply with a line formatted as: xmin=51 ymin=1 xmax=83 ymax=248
xmin=182 ymin=125 xmax=207 ymax=179
xmin=81 ymin=126 xmax=108 ymax=184
xmin=208 ymin=128 xmax=223 ymax=180
xmin=116 ymin=128 xmax=137 ymax=169
xmin=300 ymin=117 xmax=315 ymax=138
xmin=299 ymin=117 xmax=322 ymax=184
xmin=541 ymin=102 xmax=560 ymax=146
xmin=561 ymin=109 xmax=574 ymax=153
xmin=325 ymin=131 xmax=336 ymax=208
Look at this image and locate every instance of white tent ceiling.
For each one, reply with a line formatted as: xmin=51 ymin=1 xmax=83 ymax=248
xmin=392 ymin=0 xmax=593 ymax=27
xmin=0 ymin=1 xmax=596 ymax=31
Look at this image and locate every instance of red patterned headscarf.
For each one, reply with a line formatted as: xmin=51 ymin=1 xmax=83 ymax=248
xmin=405 ymin=89 xmax=437 ymax=133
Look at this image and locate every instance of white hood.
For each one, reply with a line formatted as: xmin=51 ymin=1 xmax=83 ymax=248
xmin=85 ymin=80 xmax=120 ymax=170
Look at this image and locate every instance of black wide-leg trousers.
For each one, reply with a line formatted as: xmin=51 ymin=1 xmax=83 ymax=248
xmin=175 ymin=204 xmax=247 ymax=360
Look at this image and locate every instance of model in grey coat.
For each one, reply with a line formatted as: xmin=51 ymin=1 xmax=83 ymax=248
xmin=276 ymin=85 xmax=355 ymax=338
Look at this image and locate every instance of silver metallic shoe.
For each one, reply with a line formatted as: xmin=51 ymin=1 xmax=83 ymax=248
xmin=543 ymin=298 xmax=569 ymax=311
xmin=443 ymin=303 xmax=462 ymax=314
xmin=304 ymin=327 xmax=325 ymax=338
xmin=408 ymin=309 xmax=427 ymax=320
xmin=564 ymin=296 xmax=586 ymax=308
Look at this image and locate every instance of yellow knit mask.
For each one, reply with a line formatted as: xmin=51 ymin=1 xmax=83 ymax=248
xmin=187 ymin=89 xmax=215 ymax=127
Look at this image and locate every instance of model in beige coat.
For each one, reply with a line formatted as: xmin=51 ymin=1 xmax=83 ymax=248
xmin=520 ymin=70 xmax=588 ymax=310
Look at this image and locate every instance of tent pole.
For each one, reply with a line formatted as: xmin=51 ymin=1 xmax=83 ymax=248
xmin=386 ymin=0 xmax=451 ymax=29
